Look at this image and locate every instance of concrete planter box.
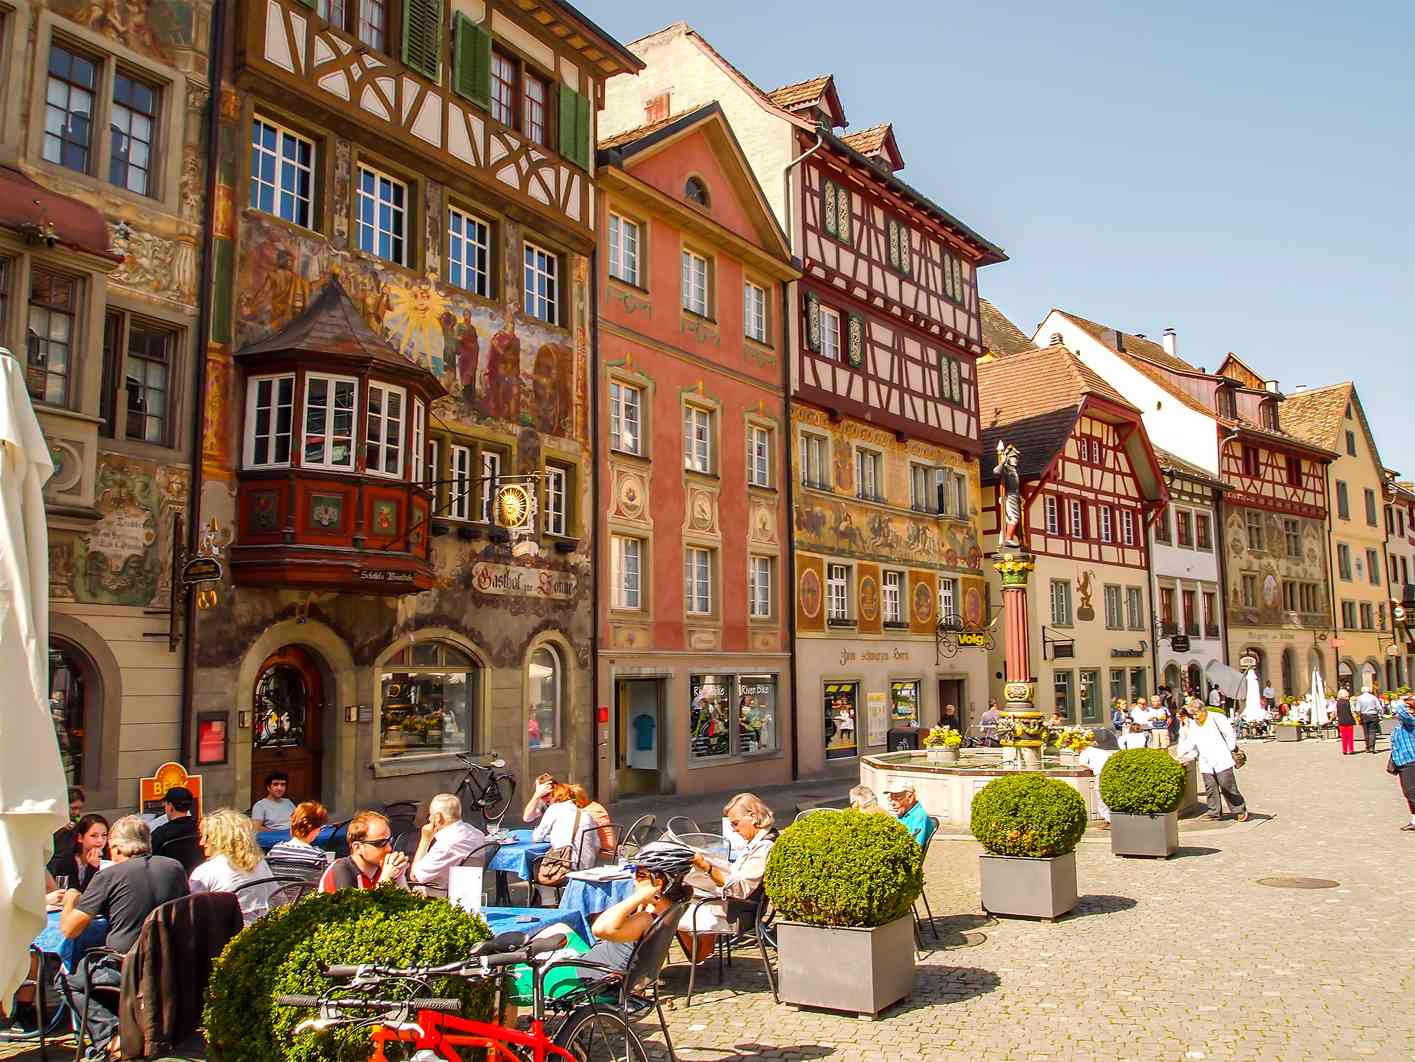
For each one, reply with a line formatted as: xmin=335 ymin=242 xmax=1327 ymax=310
xmin=1110 ymin=811 xmax=1179 ymax=858
xmin=979 ymin=850 xmax=1077 ymax=920
xmin=1275 ymin=726 xmax=1302 ymax=741
xmin=1380 ymin=718 xmax=1396 ymax=735
xmin=776 ymin=914 xmax=915 ymax=1016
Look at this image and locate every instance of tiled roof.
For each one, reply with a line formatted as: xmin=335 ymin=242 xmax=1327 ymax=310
xmin=977 ymin=345 xmax=1138 ymax=480
xmin=980 ymin=299 xmax=1035 ymax=357
xmin=1277 ymin=382 xmax=1351 ymax=454
xmin=598 ymin=109 xmax=697 ymax=150
xmin=1216 ymin=352 xmax=1267 ymax=389
xmin=841 ymin=123 xmax=888 ymax=154
xmin=766 ymin=75 xmax=833 ymax=110
xmin=1155 ymin=447 xmax=1223 ymax=487
xmin=1057 ymin=310 xmax=1197 ymax=374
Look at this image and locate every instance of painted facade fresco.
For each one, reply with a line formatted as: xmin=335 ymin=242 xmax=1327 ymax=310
xmin=48 ymin=0 xmax=201 ymax=63
xmin=1223 ymin=508 xmax=1331 ymax=628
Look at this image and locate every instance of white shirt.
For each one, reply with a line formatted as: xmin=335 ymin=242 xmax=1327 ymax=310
xmin=530 ymin=801 xmax=597 ymax=869
xmin=411 ymin=820 xmax=490 ymax=897
xmin=251 ymin=797 xmax=296 ymax=830
xmin=1078 ymin=746 xmax=1116 ymax=818
xmin=1176 ymin=712 xmax=1237 ymax=774
xmin=189 ymin=854 xmax=279 ymax=925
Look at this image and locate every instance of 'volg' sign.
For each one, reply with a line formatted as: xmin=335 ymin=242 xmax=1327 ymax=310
xmin=472 ymin=562 xmax=578 ymax=600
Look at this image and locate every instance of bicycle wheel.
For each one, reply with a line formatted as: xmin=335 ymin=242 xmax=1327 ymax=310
xmin=478 ymin=775 xmax=516 ymax=828
xmin=553 ymin=1005 xmax=648 ymax=1062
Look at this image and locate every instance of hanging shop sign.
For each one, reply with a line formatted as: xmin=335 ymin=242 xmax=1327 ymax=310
xmin=471 ymin=562 xmax=577 ymax=600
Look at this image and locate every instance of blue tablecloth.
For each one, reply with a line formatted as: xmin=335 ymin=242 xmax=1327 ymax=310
xmin=33 ymin=911 xmax=108 ymax=972
xmin=488 ymin=829 xmax=550 ymax=881
xmin=480 ymin=905 xmax=594 ymax=947
xmin=257 ymin=823 xmax=341 ymax=852
xmin=560 ymin=873 xmax=635 ymax=927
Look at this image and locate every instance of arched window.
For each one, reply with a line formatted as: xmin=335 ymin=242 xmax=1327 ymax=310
xmin=527 ymin=645 xmax=561 ymax=750
xmin=48 ymin=645 xmax=89 ymax=786
xmin=1186 ymin=662 xmax=1203 ymax=696
xmin=684 ymin=177 xmax=710 ymax=208
xmin=379 ymin=641 xmax=480 ymax=760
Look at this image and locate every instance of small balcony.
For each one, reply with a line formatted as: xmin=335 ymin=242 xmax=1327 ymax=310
xmin=1204 ymin=623 xmax=1221 ymax=639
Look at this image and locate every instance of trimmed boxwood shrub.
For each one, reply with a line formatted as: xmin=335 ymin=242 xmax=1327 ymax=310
xmin=970 ymin=773 xmax=1087 ymax=858
xmin=205 ymin=887 xmax=493 ymax=1062
xmin=1099 ymin=749 xmax=1186 ymax=816
xmin=764 ymin=810 xmax=923 ymax=927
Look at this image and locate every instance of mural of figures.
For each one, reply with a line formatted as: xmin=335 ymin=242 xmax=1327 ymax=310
xmin=49 ymin=0 xmax=195 ymax=61
xmin=383 ymin=277 xmax=448 ymax=372
xmin=794 ymin=491 xmax=983 ymax=574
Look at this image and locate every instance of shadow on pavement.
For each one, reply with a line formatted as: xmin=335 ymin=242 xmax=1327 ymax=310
xmin=663 ymin=1044 xmax=835 ymax=1061
xmin=1062 ymin=894 xmax=1138 ymax=918
xmin=1171 ymin=845 xmax=1222 ymax=859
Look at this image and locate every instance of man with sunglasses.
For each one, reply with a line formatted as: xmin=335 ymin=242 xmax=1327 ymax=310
xmin=318 ymin=810 xmax=410 ymax=892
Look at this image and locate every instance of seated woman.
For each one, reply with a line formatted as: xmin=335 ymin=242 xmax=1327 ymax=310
xmin=45 ymin=813 xmax=108 ymax=900
xmin=266 ymin=801 xmax=330 ymax=879
xmin=567 ymin=784 xmax=615 ymax=862
xmin=530 ymin=782 xmax=598 ymax=872
xmin=678 ymin=793 xmax=775 ymax=962
xmin=189 ymin=809 xmax=278 ymax=925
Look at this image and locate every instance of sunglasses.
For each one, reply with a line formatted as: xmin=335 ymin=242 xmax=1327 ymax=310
xmin=359 ymin=836 xmax=392 ymax=849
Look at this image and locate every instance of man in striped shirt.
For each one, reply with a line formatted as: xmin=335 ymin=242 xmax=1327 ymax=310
xmin=266 ymin=800 xmax=331 ymax=878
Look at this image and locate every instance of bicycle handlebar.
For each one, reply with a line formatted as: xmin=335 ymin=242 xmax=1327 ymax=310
xmin=276 ymin=995 xmax=323 ymax=1008
xmin=278 ymin=995 xmax=465 ymax=1015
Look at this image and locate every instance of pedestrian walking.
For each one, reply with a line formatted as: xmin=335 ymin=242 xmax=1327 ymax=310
xmin=1355 ymin=685 xmax=1383 ymax=753
xmin=1334 ymin=688 xmax=1356 ymax=755
xmin=1390 ymin=698 xmax=1415 ymax=832
xmin=1176 ymin=697 xmax=1249 ymax=821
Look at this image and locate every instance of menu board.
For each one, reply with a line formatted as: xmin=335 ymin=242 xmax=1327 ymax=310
xmin=689 ymin=675 xmax=731 ymax=759
xmin=866 ymin=691 xmax=888 ymax=747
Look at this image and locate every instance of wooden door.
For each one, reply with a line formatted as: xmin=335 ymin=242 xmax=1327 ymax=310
xmin=250 ymin=646 xmax=324 ymax=808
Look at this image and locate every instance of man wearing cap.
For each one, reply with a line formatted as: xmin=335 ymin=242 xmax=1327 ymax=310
xmin=884 ymin=782 xmax=935 ymax=848
xmin=149 ymin=786 xmax=200 ymax=870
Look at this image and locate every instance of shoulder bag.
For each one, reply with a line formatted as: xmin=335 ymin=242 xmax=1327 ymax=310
xmin=534 ymin=807 xmax=583 ymax=887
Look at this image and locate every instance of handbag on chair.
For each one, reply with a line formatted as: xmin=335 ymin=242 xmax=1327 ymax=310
xmin=534 ymin=808 xmax=583 ymax=887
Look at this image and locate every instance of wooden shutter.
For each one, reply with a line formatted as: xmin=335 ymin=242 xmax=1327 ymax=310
xmin=846 ymin=313 xmax=864 ymax=367
xmin=451 ymin=13 xmax=491 ymax=110
xmin=401 ymin=0 xmax=443 ymax=81
xmin=805 ymin=290 xmax=821 ymax=352
xmin=559 ymin=86 xmax=590 ymax=170
xmin=822 ymin=181 xmax=837 ymax=238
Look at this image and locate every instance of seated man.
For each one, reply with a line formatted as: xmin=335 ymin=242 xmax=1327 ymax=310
xmin=149 ymin=785 xmax=201 ymax=873
xmin=884 ymin=782 xmax=936 ymax=848
xmin=318 ymin=810 xmax=409 ymax=892
xmin=250 ymin=771 xmax=296 ymax=832
xmin=59 ymin=815 xmax=190 ymax=1055
xmin=409 ymin=793 xmax=490 ymax=898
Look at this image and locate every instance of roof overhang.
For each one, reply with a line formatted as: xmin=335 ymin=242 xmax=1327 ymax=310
xmin=514 ymin=0 xmax=644 ymax=76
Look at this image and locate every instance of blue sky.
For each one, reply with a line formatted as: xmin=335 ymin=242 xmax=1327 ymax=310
xmin=596 ymin=1 xmax=1415 ymax=472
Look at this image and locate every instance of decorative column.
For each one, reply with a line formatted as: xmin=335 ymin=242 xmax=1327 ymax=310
xmin=994 ymin=549 xmax=1044 ymax=768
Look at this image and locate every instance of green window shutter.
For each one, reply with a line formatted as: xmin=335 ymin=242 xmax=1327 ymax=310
xmin=805 ymin=291 xmax=821 ymax=352
xmin=401 ymin=0 xmax=442 ymax=81
xmin=559 ymin=86 xmax=591 ymax=169
xmin=451 ymin=13 xmax=491 ymax=110
xmin=293 ymin=0 xmax=314 ymax=9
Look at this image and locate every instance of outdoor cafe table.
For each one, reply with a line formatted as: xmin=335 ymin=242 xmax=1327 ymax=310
xmin=479 ymin=905 xmax=594 ymax=947
xmin=560 ymin=870 xmax=636 ymax=925
xmin=256 ymin=823 xmax=342 ymax=852
xmin=33 ymin=910 xmax=108 ymax=972
xmin=488 ymin=829 xmax=550 ymax=905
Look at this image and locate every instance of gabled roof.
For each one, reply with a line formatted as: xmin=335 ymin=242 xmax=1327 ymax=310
xmin=766 ymin=75 xmax=847 ymax=127
xmin=597 ymin=109 xmax=693 ymax=150
xmin=840 ymin=123 xmax=903 ymax=170
xmin=1054 ymin=309 xmax=1198 ymax=374
xmin=1282 ymin=381 xmax=1383 ymax=470
xmin=1216 ymin=352 xmax=1268 ymax=390
xmin=529 ymin=0 xmax=644 ymax=76
xmin=977 ymin=345 xmax=1138 ymax=480
xmin=238 ymin=275 xmax=446 ymax=396
xmin=1155 ymin=447 xmax=1224 ymax=489
xmin=980 ymin=298 xmax=1035 ymax=357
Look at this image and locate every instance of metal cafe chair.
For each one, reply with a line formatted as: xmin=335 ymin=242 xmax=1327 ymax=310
xmin=616 ymin=815 xmax=658 ymax=862
xmin=664 ymin=816 xmax=702 ymax=840
xmin=913 ymin=816 xmax=944 ymax=948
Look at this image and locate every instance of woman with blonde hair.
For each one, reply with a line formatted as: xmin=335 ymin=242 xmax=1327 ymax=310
xmin=189 ymin=808 xmax=278 ymax=924
xmin=678 ymin=792 xmax=776 ymax=962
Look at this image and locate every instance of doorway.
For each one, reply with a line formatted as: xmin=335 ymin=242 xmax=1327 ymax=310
xmin=251 ymin=645 xmax=325 ymax=807
xmin=937 ymin=678 xmax=966 ymax=732
xmin=615 ymin=678 xmax=663 ymax=796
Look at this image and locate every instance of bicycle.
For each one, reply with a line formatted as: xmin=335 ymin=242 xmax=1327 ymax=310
xmin=453 ymin=751 xmax=517 ymax=831
xmin=277 ymin=930 xmax=654 ymax=1061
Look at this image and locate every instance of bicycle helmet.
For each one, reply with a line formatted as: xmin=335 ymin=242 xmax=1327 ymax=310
xmin=624 ymin=841 xmax=696 ymax=878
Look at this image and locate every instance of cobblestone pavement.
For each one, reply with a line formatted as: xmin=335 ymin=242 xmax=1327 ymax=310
xmin=4 ymin=739 xmax=1410 ymax=1061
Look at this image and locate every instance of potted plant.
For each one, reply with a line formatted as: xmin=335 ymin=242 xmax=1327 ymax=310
xmin=206 ymin=887 xmax=494 ymax=1062
xmin=1275 ymin=718 xmax=1303 ymax=741
xmin=970 ymin=773 xmax=1087 ymax=919
xmin=1054 ymin=726 xmax=1094 ymax=764
xmin=764 ymin=809 xmax=923 ymax=1016
xmin=923 ymin=725 xmax=962 ymax=764
xmin=1099 ymin=749 xmax=1186 ymax=858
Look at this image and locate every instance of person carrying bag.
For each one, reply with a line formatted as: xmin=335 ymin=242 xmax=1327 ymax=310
xmin=531 ymin=784 xmax=586 ymax=887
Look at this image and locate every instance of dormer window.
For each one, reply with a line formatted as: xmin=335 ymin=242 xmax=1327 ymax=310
xmin=1216 ymin=386 xmax=1236 ymax=419
xmin=1259 ymin=399 xmax=1278 ymax=431
xmin=684 ymin=177 xmax=710 ymax=208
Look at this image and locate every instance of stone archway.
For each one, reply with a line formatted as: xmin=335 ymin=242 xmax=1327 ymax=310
xmin=49 ymin=614 xmax=124 ymax=810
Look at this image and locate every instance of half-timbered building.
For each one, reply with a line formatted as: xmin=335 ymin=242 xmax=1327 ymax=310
xmin=1382 ymin=474 xmax=1415 ymax=689
xmin=593 ymin=103 xmax=799 ymax=798
xmin=978 ymin=347 xmax=1168 ymax=720
xmin=600 ymin=25 xmax=1007 ymax=776
xmin=1037 ymin=311 xmax=1337 ymax=696
xmin=188 ymin=0 xmax=639 ymax=813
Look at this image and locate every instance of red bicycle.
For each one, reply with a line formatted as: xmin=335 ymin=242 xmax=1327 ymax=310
xmin=276 ymin=931 xmax=655 ymax=1061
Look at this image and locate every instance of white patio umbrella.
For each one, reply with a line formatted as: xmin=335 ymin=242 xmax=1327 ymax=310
xmin=1241 ymin=668 xmax=1268 ymax=723
xmin=0 ymin=350 xmax=68 ymax=1002
xmin=1310 ymin=668 xmax=1330 ymax=725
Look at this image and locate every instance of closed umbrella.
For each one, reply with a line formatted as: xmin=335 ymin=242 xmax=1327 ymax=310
xmin=1241 ymin=668 xmax=1268 ymax=723
xmin=0 ymin=350 xmax=68 ymax=1001
xmin=1310 ymin=668 xmax=1329 ymax=725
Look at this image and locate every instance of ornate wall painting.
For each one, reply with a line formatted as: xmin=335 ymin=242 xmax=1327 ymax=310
xmin=791 ymin=491 xmax=982 ymax=574
xmin=48 ymin=0 xmax=196 ymax=62
xmin=796 ymin=556 xmax=825 ymax=633
xmin=961 ymin=576 xmax=987 ymax=627
xmin=856 ymin=562 xmax=882 ymax=635
xmin=908 ymin=569 xmax=936 ymax=636
xmin=72 ymin=455 xmax=181 ymax=606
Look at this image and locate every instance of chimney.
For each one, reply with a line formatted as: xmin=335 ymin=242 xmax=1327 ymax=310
xmin=1162 ymin=328 xmax=1178 ymax=359
xmin=1104 ymin=328 xmax=1125 ymax=352
xmin=644 ymin=92 xmax=671 ymax=124
xmin=1048 ymin=332 xmax=1064 ymax=346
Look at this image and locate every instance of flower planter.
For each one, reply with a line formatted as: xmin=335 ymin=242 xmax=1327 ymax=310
xmin=1275 ymin=726 xmax=1302 ymax=742
xmin=1109 ymin=811 xmax=1179 ymax=858
xmin=775 ymin=914 xmax=915 ymax=1016
xmin=1058 ymin=749 xmax=1078 ymax=765
xmin=926 ymin=747 xmax=959 ymax=765
xmin=979 ymin=850 xmax=1077 ymax=920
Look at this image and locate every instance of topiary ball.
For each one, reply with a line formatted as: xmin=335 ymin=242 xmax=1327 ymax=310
xmin=205 ymin=887 xmax=493 ymax=1062
xmin=1099 ymin=748 xmax=1187 ymax=816
xmin=764 ymin=810 xmax=923 ymax=927
xmin=970 ymin=773 xmax=1087 ymax=858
